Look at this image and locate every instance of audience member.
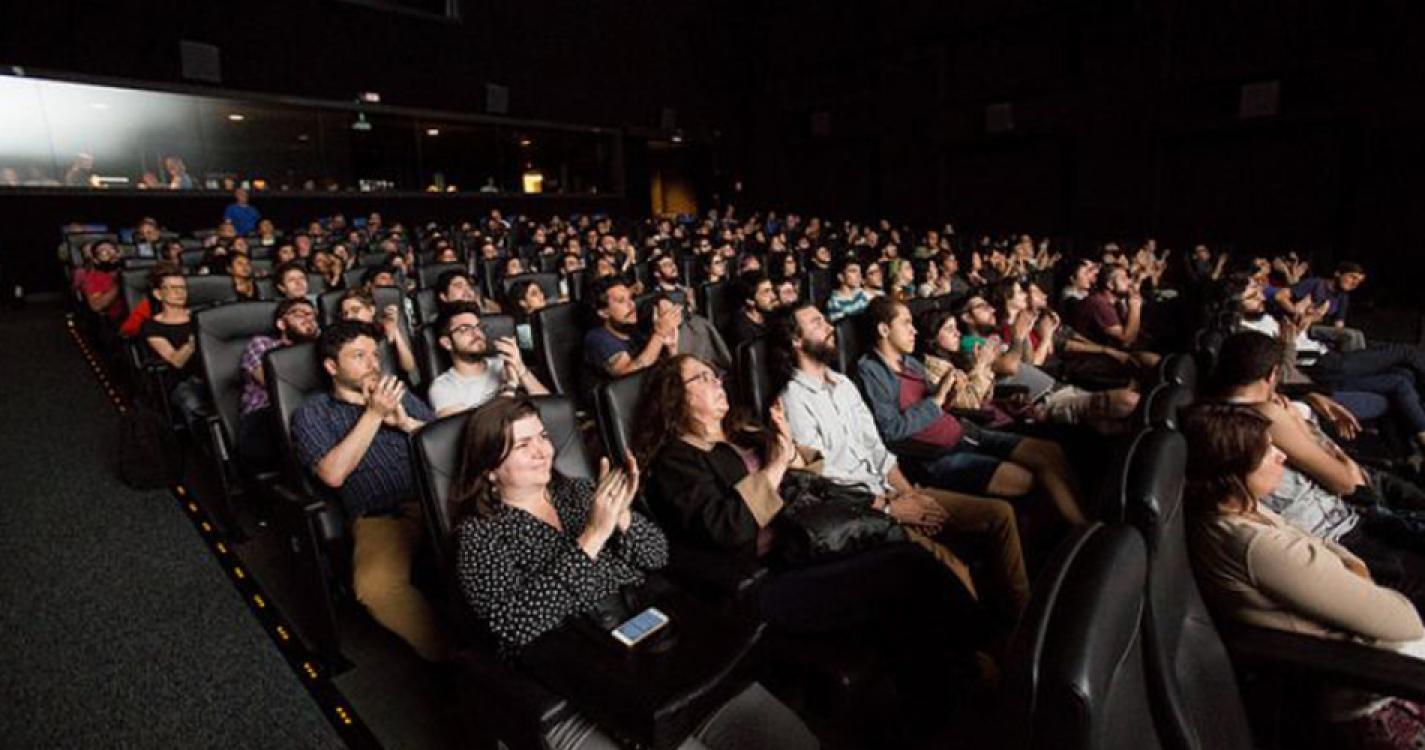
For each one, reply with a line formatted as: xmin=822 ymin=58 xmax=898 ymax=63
xmin=76 ymin=240 xmax=125 ymax=324
xmin=850 ymin=298 xmax=1085 ymax=525
xmin=338 ymin=289 xmax=417 ymax=379
xmin=825 ymin=258 xmax=871 ymax=322
xmin=139 ymin=265 xmax=206 ymax=427
xmin=429 ymin=302 xmax=547 ymax=418
xmin=291 ymin=322 xmax=451 ymax=663
xmin=1181 ymin=403 xmax=1425 ymax=749
xmin=583 ymin=278 xmax=678 ymax=379
xmin=224 ymin=188 xmax=260 ymax=236
xmin=237 ymin=298 xmax=320 ymax=468
xmin=729 ymin=272 xmax=777 ymax=347
xmin=450 ymin=398 xmax=818 ymax=750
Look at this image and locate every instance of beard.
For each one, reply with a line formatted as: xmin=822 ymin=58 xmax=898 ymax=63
xmin=452 ymin=338 xmax=490 ymax=363
xmin=803 ymin=334 xmax=838 ymax=367
xmin=287 ymin=326 xmax=320 ymax=344
xmin=611 ymin=319 xmax=639 ymax=337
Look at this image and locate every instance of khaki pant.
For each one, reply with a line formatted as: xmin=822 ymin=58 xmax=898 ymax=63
xmin=352 ymin=504 xmax=451 ymax=662
xmin=907 ymin=488 xmax=1030 ymax=626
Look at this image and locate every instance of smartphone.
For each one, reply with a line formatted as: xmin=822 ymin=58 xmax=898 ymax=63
xmin=610 ymin=607 xmax=670 ymax=648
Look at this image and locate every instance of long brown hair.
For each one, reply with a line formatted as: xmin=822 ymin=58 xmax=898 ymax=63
xmin=1179 ymin=403 xmax=1274 ymax=517
xmin=449 ymin=397 xmax=542 ymax=528
xmin=631 ymin=354 xmax=769 ymax=468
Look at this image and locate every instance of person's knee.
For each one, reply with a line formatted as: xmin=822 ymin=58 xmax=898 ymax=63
xmin=990 ymin=464 xmax=1034 ymax=497
xmin=1109 ymin=389 xmax=1140 ymax=418
xmin=353 ymin=560 xmax=409 ymax=607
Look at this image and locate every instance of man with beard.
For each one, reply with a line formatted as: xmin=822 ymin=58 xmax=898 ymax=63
xmin=1066 ymin=263 xmax=1161 ymax=368
xmin=766 ymin=302 xmax=1034 ymax=628
xmin=728 ymin=272 xmax=778 ymax=347
xmin=650 ymin=253 xmax=695 ymax=310
xmin=583 ymin=277 xmax=679 ymax=378
xmin=237 ymin=298 xmax=321 ymax=469
xmin=1230 ymin=274 xmax=1425 ymax=454
xmin=291 ymin=321 xmax=451 ymax=663
xmin=428 ymin=302 xmax=547 ymax=418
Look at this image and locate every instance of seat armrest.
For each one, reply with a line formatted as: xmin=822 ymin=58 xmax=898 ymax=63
xmin=1222 ymin=623 xmax=1425 ymax=704
xmin=664 ymin=543 xmax=769 ymax=606
xmin=948 ymin=407 xmax=998 ymax=425
xmin=993 ymin=384 xmax=1030 ymax=401
xmin=450 ymin=648 xmax=572 ymax=738
xmin=886 ymin=438 xmax=946 ymax=462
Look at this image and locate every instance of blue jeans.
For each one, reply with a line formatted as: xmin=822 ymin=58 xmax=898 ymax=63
xmin=1309 ymin=345 xmax=1425 ymax=434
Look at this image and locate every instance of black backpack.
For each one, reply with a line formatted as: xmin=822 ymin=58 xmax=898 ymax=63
xmin=117 ymin=405 xmax=180 ymax=490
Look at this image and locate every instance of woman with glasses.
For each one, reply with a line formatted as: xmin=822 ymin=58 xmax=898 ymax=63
xmin=634 ymin=354 xmax=991 ymax=732
xmin=140 ymin=264 xmax=206 ymax=428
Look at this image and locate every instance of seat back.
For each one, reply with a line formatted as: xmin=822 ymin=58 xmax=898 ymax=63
xmin=185 ymin=275 xmax=240 ymax=310
xmin=500 ymin=272 xmax=561 ymax=307
xmin=263 ymin=342 xmax=329 ymax=498
xmin=1158 ymin=353 xmax=1198 ymax=391
xmin=195 ymin=301 xmax=279 ymax=450
xmin=697 ymin=281 xmax=736 ymax=331
xmin=417 ymin=315 xmax=516 ymax=389
xmin=806 ymin=269 xmax=834 ymax=309
xmin=734 ymin=337 xmax=771 ymax=415
xmin=121 ymin=268 xmax=152 ymax=313
xmin=832 ymin=313 xmax=872 ymax=374
xmin=413 ymin=395 xmax=592 ymax=568
xmin=593 ymin=371 xmax=646 ymax=462
xmin=999 ymin=523 xmax=1162 ymax=750
xmin=1146 ymin=385 xmax=1194 ymax=430
xmin=413 ymin=288 xmax=438 ymax=326
xmin=532 ymin=302 xmax=583 ymax=396
xmin=418 ymin=262 xmax=465 ymax=290
xmin=1123 ymin=427 xmax=1253 ymax=750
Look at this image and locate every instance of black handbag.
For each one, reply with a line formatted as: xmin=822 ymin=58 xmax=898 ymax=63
xmin=776 ymin=470 xmax=908 ymax=566
xmin=519 ymin=575 xmax=766 ymax=750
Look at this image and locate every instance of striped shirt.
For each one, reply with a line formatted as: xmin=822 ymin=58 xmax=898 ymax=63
xmin=291 ymin=391 xmax=434 ymax=518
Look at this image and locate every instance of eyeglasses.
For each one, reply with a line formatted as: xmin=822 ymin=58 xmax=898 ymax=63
xmin=683 ymin=370 xmax=725 ymax=387
xmin=284 ymin=309 xmax=316 ymax=320
xmin=448 ymin=323 xmax=487 ymax=337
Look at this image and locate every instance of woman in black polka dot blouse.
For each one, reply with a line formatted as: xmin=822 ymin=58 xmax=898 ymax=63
xmin=450 ymin=397 xmax=819 ymax=750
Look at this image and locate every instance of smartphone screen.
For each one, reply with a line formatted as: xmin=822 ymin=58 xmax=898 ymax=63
xmin=610 ymin=606 xmax=670 ymax=647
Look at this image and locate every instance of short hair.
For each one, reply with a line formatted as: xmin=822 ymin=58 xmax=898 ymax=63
xmin=437 ymin=301 xmax=484 ymax=335
xmin=508 ymin=278 xmax=540 ymax=306
xmin=361 ymin=264 xmax=396 ymax=286
xmin=147 ymin=262 xmax=184 ymax=291
xmin=435 ymin=269 xmax=474 ymax=297
xmin=320 ymin=320 xmax=383 ymax=362
xmin=274 ymin=260 xmax=306 ymax=286
xmin=833 ymin=256 xmax=862 ymax=279
xmin=864 ymin=295 xmax=903 ymax=339
xmin=734 ymin=271 xmax=770 ymax=307
xmin=1335 ymin=261 xmax=1365 ymax=276
xmin=274 ymin=297 xmax=316 ymax=325
xmin=339 ymin=288 xmax=375 ymax=312
xmin=588 ymin=276 xmax=629 ymax=312
xmin=1211 ymin=330 xmax=1284 ymax=394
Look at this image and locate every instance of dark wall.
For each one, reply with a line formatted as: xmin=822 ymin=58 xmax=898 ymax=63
xmin=730 ymin=0 xmax=1425 ymax=297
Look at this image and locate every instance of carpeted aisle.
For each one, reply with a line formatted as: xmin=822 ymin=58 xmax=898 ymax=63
xmin=0 ymin=304 xmax=346 ymax=749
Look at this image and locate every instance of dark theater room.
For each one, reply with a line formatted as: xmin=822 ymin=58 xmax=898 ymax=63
xmin=5 ymin=1 xmax=1425 ymax=748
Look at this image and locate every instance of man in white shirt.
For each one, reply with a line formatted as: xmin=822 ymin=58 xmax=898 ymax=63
xmin=429 ymin=302 xmax=547 ymax=418
xmin=767 ymin=303 xmax=1030 ymax=625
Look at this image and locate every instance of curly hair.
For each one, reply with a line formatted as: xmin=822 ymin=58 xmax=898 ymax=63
xmin=630 ymin=354 xmax=699 ymax=468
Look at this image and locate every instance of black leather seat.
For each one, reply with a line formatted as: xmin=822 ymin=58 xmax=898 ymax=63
xmin=1121 ymin=427 xmax=1253 ymax=750
xmin=1155 ymin=353 xmax=1198 ymax=392
xmin=418 ymin=262 xmax=465 ymax=290
xmin=262 ymin=341 xmax=349 ymax=664
xmin=413 ymin=288 xmax=439 ymax=326
xmin=832 ymin=313 xmax=872 ymax=375
xmin=593 ymin=370 xmax=646 ymax=462
xmin=532 ymin=302 xmax=584 ymax=397
xmin=193 ymin=301 xmax=280 ymax=526
xmin=184 ymin=275 xmax=240 ymax=311
xmin=1144 ymin=384 xmax=1194 ymax=430
xmin=734 ymin=337 xmax=771 ymax=415
xmin=696 ymin=281 xmax=736 ymax=331
xmin=416 ymin=315 xmax=516 ymax=393
xmin=997 ymin=523 xmax=1163 ymax=750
